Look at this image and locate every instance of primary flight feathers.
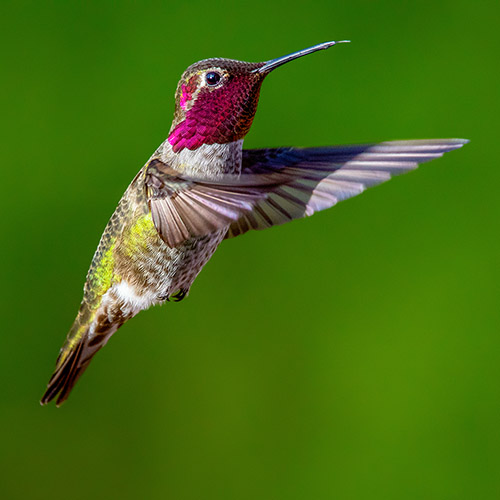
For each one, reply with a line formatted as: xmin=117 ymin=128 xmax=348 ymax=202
xmin=146 ymin=139 xmax=468 ymax=246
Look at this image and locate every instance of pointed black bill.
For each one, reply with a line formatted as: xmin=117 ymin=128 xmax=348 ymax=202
xmin=253 ymin=40 xmax=350 ymax=74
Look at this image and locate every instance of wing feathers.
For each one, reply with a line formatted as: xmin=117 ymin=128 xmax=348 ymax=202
xmin=225 ymin=139 xmax=467 ymax=239
xmin=145 ymin=139 xmax=468 ymax=245
xmin=147 ymin=164 xmax=271 ymax=246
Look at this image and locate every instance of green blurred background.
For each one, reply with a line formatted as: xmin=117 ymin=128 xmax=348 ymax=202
xmin=2 ymin=0 xmax=499 ymax=498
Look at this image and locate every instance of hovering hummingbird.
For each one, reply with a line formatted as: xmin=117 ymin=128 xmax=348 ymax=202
xmin=41 ymin=41 xmax=468 ymax=406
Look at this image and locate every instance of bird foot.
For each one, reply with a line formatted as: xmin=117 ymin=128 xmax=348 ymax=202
xmin=167 ymin=289 xmax=188 ymax=302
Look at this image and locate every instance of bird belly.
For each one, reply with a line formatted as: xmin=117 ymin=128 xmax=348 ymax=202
xmin=115 ymin=211 xmax=226 ymax=306
xmin=83 ymin=221 xmax=226 ymax=348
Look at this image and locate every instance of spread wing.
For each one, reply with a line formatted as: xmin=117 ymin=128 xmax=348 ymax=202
xmin=225 ymin=139 xmax=468 ymax=238
xmin=145 ymin=139 xmax=468 ymax=246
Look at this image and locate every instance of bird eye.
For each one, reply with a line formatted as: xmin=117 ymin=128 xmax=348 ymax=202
xmin=205 ymin=71 xmax=221 ymax=86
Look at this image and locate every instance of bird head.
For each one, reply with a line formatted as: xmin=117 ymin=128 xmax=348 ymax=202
xmin=167 ymin=41 xmax=349 ymax=153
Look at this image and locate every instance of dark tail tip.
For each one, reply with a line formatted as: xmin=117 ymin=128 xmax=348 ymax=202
xmin=41 ymin=339 xmax=88 ymax=407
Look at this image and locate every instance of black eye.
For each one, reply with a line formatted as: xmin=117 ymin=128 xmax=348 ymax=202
xmin=205 ymin=71 xmax=221 ymax=86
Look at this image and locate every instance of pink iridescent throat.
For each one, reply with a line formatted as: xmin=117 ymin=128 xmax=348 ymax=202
xmin=168 ymin=75 xmax=263 ymax=153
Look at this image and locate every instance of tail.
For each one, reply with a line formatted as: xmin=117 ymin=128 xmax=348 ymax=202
xmin=40 ymin=338 xmax=90 ymax=407
xmin=41 ymin=312 xmax=117 ymax=406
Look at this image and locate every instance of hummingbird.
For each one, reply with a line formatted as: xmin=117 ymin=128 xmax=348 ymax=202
xmin=41 ymin=41 xmax=468 ymax=406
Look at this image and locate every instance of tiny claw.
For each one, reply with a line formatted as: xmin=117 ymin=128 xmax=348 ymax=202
xmin=167 ymin=289 xmax=187 ymax=302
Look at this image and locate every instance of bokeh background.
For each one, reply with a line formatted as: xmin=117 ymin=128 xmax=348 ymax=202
xmin=2 ymin=1 xmax=499 ymax=498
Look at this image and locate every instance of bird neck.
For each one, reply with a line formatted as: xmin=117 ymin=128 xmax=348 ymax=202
xmin=154 ymin=138 xmax=244 ymax=179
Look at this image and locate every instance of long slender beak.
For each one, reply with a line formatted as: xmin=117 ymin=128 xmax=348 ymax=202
xmin=253 ymin=40 xmax=350 ymax=74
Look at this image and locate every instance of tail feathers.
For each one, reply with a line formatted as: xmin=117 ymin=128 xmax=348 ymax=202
xmin=41 ymin=334 xmax=103 ymax=407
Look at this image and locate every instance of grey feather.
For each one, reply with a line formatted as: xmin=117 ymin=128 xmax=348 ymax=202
xmin=226 ymin=139 xmax=468 ymax=238
xmin=144 ymin=140 xmax=468 ymax=245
